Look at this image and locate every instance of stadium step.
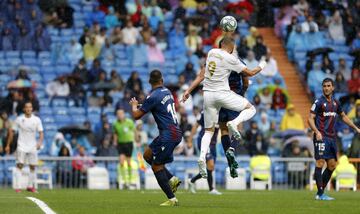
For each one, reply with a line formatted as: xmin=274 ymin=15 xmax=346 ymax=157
xmin=258 ymin=28 xmax=311 ymax=126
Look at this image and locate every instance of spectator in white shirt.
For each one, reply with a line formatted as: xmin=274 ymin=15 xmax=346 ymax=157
xmin=301 ymin=15 xmax=318 ymax=33
xmin=46 ymin=76 xmax=70 ymax=98
xmin=122 ymin=20 xmax=139 ymax=45
xmin=328 ymin=10 xmax=345 ymax=42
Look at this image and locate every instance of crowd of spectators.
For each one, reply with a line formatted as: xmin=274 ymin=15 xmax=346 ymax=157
xmin=0 ymin=0 xmax=359 ymax=162
xmin=277 ymin=0 xmax=360 ymax=157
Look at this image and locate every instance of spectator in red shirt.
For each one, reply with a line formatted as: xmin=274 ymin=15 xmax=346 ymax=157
xmin=272 ymin=88 xmax=287 ymax=110
xmin=348 ymin=69 xmax=360 ymax=94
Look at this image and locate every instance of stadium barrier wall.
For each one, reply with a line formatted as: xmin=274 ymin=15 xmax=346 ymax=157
xmin=0 ymin=156 xmax=357 ymax=190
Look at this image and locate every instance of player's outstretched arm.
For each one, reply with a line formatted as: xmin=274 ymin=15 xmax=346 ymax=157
xmin=241 ymin=60 xmax=267 ymax=77
xmin=182 ymin=66 xmax=205 ymax=102
xmin=340 ymin=112 xmax=360 ymax=134
xmin=308 ymin=113 xmax=322 ymax=141
xmin=130 ymin=97 xmax=146 ymax=120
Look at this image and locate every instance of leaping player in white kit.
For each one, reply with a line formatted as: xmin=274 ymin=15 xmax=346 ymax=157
xmin=5 ymin=101 xmax=44 ymax=193
xmin=182 ymin=36 xmax=267 ymax=178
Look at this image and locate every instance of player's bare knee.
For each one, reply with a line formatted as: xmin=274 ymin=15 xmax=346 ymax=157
xmin=151 ymin=164 xmax=164 ymax=173
xmin=219 ymin=123 xmax=229 ymax=135
xmin=143 ymin=148 xmax=153 ymax=163
xmin=327 ymin=160 xmax=337 ymax=170
xmin=206 ymin=160 xmax=214 ymax=171
xmin=316 ymin=159 xmax=325 ymax=168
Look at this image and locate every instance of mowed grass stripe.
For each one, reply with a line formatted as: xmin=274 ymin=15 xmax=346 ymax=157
xmin=1 ymin=189 xmax=360 ymax=214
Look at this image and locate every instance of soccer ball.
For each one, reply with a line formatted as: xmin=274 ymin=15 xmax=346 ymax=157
xmin=220 ymin=16 xmax=237 ymax=32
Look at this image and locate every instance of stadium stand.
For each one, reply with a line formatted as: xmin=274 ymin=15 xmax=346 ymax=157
xmin=0 ymin=0 xmax=359 ymax=190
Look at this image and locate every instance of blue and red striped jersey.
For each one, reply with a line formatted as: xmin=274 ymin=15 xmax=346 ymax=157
xmin=310 ymin=95 xmax=343 ymax=138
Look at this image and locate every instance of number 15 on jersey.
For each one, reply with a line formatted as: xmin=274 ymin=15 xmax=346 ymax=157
xmin=167 ymin=103 xmax=178 ymax=124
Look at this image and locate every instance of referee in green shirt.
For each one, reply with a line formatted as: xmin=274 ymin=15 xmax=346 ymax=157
xmin=113 ymin=109 xmax=135 ymax=187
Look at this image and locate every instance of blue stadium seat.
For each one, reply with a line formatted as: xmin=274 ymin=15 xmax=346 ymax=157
xmin=40 ymin=106 xmax=53 ymax=114
xmin=44 ymin=123 xmax=58 ymax=131
xmin=55 ymin=115 xmax=73 ymax=124
xmin=43 ymin=74 xmax=57 ymax=82
xmin=116 ymin=59 xmax=130 ymax=67
xmin=53 ymin=107 xmax=68 ymax=115
xmin=38 ymin=51 xmax=51 ymax=59
xmin=35 ymin=90 xmax=46 ymax=99
xmin=87 ymin=107 xmax=101 ymax=115
xmin=41 ymin=66 xmax=55 ymax=74
xmin=74 ymin=20 xmax=85 ymax=28
xmin=294 ymin=51 xmax=307 ymax=61
xmin=48 ymin=28 xmax=59 ymax=36
xmin=6 ymin=58 xmax=22 ymax=66
xmin=52 ymin=98 xmax=68 ymax=107
xmin=116 ymin=51 xmax=127 ymax=59
xmin=73 ymin=115 xmax=87 ymax=124
xmin=39 ymin=59 xmax=52 ymax=67
xmin=55 ymin=65 xmax=72 ymax=75
xmin=82 ymin=5 xmax=93 ymax=13
xmin=29 ymin=73 xmax=42 ymax=82
xmin=22 ymin=51 xmax=36 ymax=58
xmin=69 ymin=107 xmax=86 ymax=115
xmin=41 ymin=115 xmax=56 ymax=123
xmin=73 ymin=12 xmax=84 ymax=20
xmin=5 ymin=51 xmax=20 ymax=58
xmin=103 ymin=107 xmax=115 ymax=115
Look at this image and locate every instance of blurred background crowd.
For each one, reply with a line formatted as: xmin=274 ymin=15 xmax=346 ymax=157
xmin=0 ymin=0 xmax=359 ymax=164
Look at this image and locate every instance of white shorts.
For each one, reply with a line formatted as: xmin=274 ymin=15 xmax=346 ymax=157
xmin=203 ymin=90 xmax=249 ymax=128
xmin=16 ymin=150 xmax=38 ymax=166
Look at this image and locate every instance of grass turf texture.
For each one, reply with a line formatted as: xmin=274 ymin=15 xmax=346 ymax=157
xmin=1 ymin=189 xmax=360 ymax=214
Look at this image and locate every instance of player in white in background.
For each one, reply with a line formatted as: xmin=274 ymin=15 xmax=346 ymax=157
xmin=182 ymin=36 xmax=267 ymax=178
xmin=5 ymin=101 xmax=44 ymax=193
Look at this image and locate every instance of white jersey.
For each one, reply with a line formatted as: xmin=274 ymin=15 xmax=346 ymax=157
xmin=203 ymin=48 xmax=247 ymax=91
xmin=13 ymin=114 xmax=43 ymax=153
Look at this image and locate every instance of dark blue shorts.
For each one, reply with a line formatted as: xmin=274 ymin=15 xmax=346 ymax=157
xmin=149 ymin=137 xmax=181 ymax=165
xmin=313 ymin=137 xmax=337 ymax=161
xmin=219 ymin=108 xmax=240 ymax=123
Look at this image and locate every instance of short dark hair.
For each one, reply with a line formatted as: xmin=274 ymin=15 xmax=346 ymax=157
xmin=149 ymin=69 xmax=163 ymax=84
xmin=322 ymin=78 xmax=334 ymax=86
xmin=220 ymin=36 xmax=234 ymax=48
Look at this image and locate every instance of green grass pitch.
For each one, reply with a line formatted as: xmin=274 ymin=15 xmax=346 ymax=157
xmin=1 ymin=189 xmax=360 ymax=214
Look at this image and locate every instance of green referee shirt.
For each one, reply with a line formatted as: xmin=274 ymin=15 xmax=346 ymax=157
xmin=113 ymin=118 xmax=135 ymax=143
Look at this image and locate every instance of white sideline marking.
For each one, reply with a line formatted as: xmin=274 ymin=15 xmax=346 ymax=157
xmin=26 ymin=197 xmax=56 ymax=214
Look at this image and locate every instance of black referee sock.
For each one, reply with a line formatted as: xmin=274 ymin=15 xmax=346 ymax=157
xmin=315 ymin=167 xmax=324 ymax=196
xmin=154 ymin=170 xmax=175 ymax=199
xmin=207 ymin=169 xmax=214 ymax=191
xmin=190 ymin=173 xmax=202 ymax=183
xmin=322 ymin=168 xmax=334 ymax=190
xmin=164 ymin=167 xmax=173 ymax=180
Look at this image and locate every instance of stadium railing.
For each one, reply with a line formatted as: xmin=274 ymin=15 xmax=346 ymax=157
xmin=0 ymin=156 xmax=357 ymax=191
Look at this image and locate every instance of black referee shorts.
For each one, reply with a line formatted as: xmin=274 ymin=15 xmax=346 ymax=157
xmin=117 ymin=142 xmax=134 ymax=157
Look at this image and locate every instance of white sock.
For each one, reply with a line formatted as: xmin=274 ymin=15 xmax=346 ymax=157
xmin=199 ymin=131 xmax=213 ymax=161
xmin=15 ymin=168 xmax=22 ymax=189
xmin=28 ymin=170 xmax=36 ymax=188
xmin=231 ymin=105 xmax=256 ymax=126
